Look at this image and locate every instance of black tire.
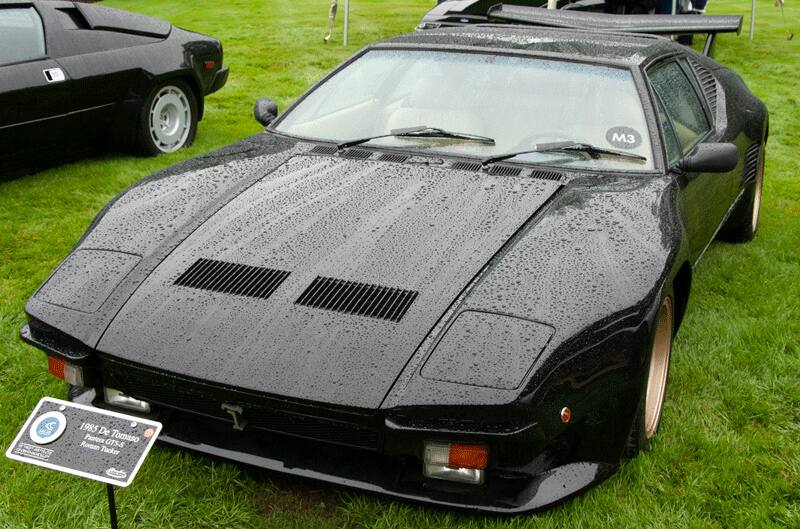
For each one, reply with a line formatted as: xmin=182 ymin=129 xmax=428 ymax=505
xmin=625 ymin=289 xmax=675 ymax=457
xmin=718 ymin=146 xmax=764 ymax=243
xmin=133 ymin=79 xmax=198 ymax=156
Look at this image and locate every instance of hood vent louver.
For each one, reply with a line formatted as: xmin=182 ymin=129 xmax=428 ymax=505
xmin=377 ymin=153 xmax=410 ymax=163
xmin=451 ymin=161 xmax=482 ymax=172
xmin=296 ymin=276 xmax=418 ymax=322
xmin=487 ymin=165 xmax=522 ymax=177
xmin=339 ymin=149 xmax=373 ymax=159
xmin=688 ymin=57 xmax=718 ymax=119
xmin=530 ymin=170 xmax=564 ymax=182
xmin=174 ymin=258 xmax=290 ymax=300
xmin=309 ymin=145 xmax=338 ymax=155
xmin=743 ymin=143 xmax=760 ymax=182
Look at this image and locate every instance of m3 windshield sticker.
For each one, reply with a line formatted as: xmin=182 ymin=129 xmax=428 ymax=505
xmin=605 ymin=126 xmax=642 ymax=149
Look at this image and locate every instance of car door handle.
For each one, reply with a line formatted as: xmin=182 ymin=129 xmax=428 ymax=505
xmin=43 ymin=68 xmax=66 ymax=83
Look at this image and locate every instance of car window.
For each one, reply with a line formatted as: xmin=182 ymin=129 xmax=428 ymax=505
xmin=0 ymin=7 xmax=46 ymax=66
xmin=648 ymin=61 xmax=710 ymax=154
xmin=654 ymin=95 xmax=682 ymax=167
xmin=276 ymin=49 xmax=653 ymax=171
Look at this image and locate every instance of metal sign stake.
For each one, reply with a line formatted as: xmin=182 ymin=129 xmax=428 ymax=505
xmin=107 ymin=484 xmax=119 ymax=529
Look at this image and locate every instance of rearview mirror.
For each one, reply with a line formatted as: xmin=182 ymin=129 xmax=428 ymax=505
xmin=253 ymin=98 xmax=279 ymax=127
xmin=678 ymin=142 xmax=738 ymax=173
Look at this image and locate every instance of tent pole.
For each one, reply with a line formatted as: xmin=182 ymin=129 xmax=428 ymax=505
xmin=344 ymin=0 xmax=349 ymax=46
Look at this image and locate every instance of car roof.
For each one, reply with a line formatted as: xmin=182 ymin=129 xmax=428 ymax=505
xmin=380 ymin=25 xmax=682 ymax=67
xmin=0 ymin=1 xmax=75 ymax=8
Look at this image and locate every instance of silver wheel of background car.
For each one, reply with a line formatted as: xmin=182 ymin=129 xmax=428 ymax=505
xmin=148 ymin=85 xmax=192 ymax=153
xmin=644 ymin=296 xmax=673 ymax=440
xmin=751 ymin=152 xmax=764 ymax=233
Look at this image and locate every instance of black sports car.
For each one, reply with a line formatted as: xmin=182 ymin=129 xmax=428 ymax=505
xmin=20 ymin=10 xmax=767 ymax=513
xmin=0 ymin=0 xmax=228 ymax=177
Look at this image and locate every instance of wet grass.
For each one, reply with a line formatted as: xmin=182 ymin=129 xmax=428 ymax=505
xmin=0 ymin=0 xmax=798 ymax=527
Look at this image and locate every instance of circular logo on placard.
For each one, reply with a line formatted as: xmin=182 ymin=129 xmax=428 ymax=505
xmin=605 ymin=126 xmax=642 ymax=150
xmin=29 ymin=411 xmax=67 ymax=445
xmin=105 ymin=468 xmax=128 ymax=479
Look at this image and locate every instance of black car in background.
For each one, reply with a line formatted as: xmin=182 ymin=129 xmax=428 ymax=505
xmin=0 ymin=0 xmax=228 ymax=177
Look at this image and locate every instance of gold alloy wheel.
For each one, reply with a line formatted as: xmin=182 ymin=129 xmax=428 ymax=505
xmin=751 ymin=152 xmax=764 ymax=233
xmin=644 ymin=296 xmax=674 ymax=440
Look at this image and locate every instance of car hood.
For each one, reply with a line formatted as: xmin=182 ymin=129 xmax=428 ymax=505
xmin=97 ymin=154 xmax=562 ymax=408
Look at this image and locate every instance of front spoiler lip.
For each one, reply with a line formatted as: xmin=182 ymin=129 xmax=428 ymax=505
xmin=159 ymin=433 xmax=615 ymax=513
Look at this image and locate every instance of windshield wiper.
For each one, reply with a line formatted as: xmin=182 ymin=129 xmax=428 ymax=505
xmin=337 ymin=126 xmax=495 ymax=150
xmin=481 ymin=141 xmax=647 ymax=167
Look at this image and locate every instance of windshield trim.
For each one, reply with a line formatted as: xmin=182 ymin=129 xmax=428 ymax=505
xmin=270 ymin=44 xmax=660 ymax=175
xmin=267 ymin=130 xmax=662 ymax=177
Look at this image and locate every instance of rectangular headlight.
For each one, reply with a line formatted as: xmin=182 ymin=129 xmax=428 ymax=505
xmin=423 ymin=441 xmax=488 ymax=485
xmin=103 ymin=388 xmax=151 ymax=413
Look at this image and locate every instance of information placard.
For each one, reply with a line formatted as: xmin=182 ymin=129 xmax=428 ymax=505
xmin=6 ymin=397 xmax=161 ymax=487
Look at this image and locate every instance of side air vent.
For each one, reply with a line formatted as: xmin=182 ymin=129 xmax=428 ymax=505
xmin=175 ymin=258 xmax=290 ymax=300
xmin=309 ymin=145 xmax=338 ymax=155
xmin=377 ymin=153 xmax=410 ymax=163
xmin=487 ymin=165 xmax=522 ymax=177
xmin=296 ymin=277 xmax=418 ymax=322
xmin=743 ymin=143 xmax=760 ymax=182
xmin=530 ymin=170 xmax=564 ymax=182
xmin=56 ymin=7 xmax=90 ymax=29
xmin=688 ymin=58 xmax=718 ymax=118
xmin=339 ymin=149 xmax=373 ymax=159
xmin=451 ymin=161 xmax=482 ymax=172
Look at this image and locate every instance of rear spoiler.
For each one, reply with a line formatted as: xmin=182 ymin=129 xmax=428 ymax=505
xmin=420 ymin=2 xmax=742 ymax=56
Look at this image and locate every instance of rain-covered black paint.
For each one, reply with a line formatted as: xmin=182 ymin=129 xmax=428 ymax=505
xmin=0 ymin=0 xmax=227 ymax=177
xmin=21 ymin=25 xmax=767 ymax=512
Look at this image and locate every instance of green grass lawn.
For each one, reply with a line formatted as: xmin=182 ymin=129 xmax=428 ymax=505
xmin=1 ymin=0 xmax=798 ymax=527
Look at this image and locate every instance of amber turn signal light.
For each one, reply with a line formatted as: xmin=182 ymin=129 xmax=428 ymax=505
xmin=448 ymin=443 xmax=489 ymax=469
xmin=47 ymin=356 xmax=64 ymax=380
xmin=47 ymin=356 xmax=84 ymax=387
xmin=423 ymin=442 xmax=489 ymax=485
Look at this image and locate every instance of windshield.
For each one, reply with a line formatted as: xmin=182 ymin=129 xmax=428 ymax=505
xmin=275 ymin=49 xmax=653 ymax=170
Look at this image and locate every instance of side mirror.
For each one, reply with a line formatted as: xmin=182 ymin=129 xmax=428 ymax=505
xmin=678 ymin=142 xmax=738 ymax=173
xmin=253 ymin=98 xmax=279 ymax=127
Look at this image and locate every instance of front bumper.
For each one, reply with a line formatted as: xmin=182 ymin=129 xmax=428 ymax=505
xmin=207 ymin=66 xmax=229 ymax=95
xmin=24 ymin=322 xmax=621 ymax=513
xmin=70 ymin=383 xmax=616 ymax=514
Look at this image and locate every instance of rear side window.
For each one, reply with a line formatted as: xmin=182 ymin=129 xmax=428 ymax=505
xmin=654 ymin=96 xmax=683 ymax=167
xmin=649 ymin=61 xmax=710 ymax=154
xmin=0 ymin=7 xmax=45 ymax=66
